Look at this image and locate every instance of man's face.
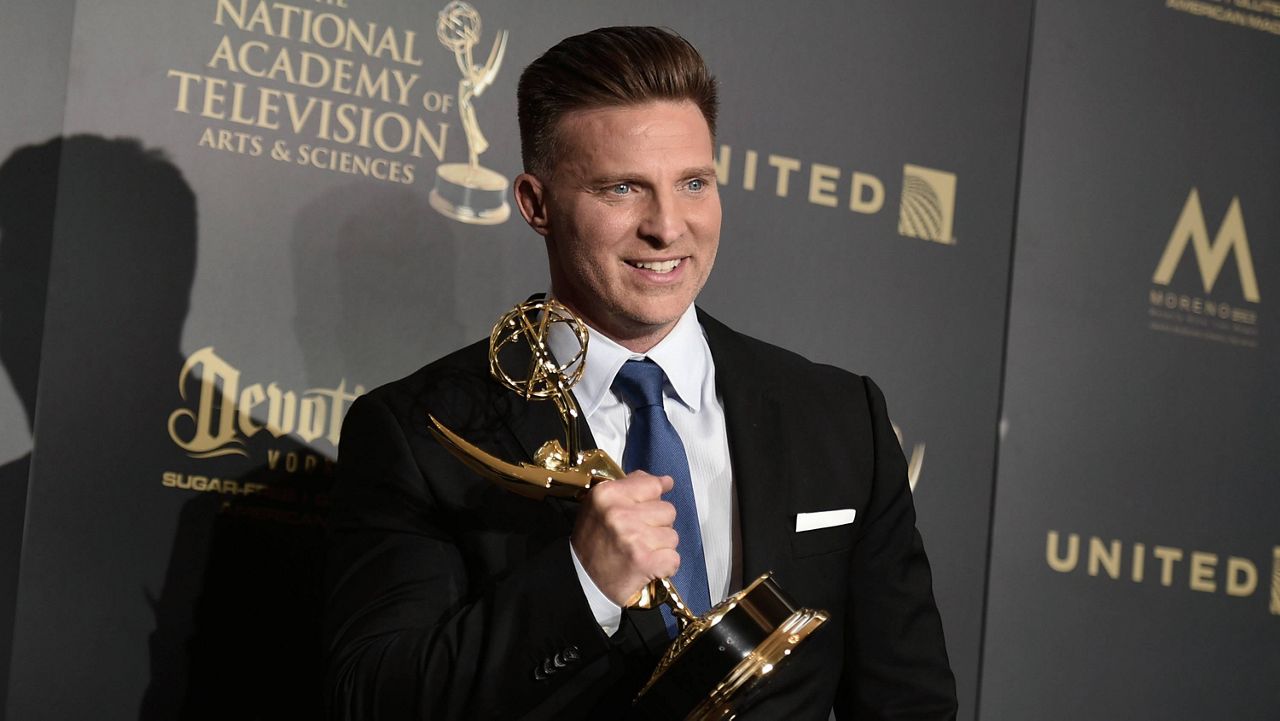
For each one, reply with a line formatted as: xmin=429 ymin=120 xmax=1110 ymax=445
xmin=518 ymin=100 xmax=721 ymax=351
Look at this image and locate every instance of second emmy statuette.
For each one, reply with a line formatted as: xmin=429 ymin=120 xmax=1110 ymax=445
xmin=430 ymin=1 xmax=510 ymax=225
xmin=428 ymin=298 xmax=829 ymax=720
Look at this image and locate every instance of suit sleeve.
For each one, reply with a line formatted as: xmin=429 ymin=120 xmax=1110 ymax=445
xmin=834 ymin=376 xmax=958 ymax=720
xmin=323 ymin=394 xmax=618 ymax=721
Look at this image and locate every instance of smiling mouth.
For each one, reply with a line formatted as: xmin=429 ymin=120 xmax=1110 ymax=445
xmin=627 ymin=258 xmax=683 ymax=274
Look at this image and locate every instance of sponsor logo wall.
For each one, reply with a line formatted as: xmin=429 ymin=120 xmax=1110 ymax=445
xmin=5 ymin=1 xmax=1273 ymax=719
xmin=3 ymin=3 xmax=1023 ymax=718
xmin=981 ymin=2 xmax=1278 ymax=720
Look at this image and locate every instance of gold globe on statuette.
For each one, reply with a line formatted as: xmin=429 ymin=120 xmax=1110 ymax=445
xmin=429 ymin=1 xmax=510 ymax=225
xmin=427 ymin=298 xmax=830 ymax=720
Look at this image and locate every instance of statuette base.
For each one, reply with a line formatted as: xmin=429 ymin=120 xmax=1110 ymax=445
xmin=430 ymin=162 xmax=510 ymax=225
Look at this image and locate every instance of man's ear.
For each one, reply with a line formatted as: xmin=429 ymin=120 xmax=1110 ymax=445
xmin=514 ymin=172 xmax=550 ymax=237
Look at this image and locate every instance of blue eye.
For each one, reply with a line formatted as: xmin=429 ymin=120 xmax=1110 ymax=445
xmin=688 ymin=178 xmax=704 ymax=191
xmin=610 ymin=183 xmax=631 ymax=195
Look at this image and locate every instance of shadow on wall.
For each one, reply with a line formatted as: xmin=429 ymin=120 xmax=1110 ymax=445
xmin=0 ymin=136 xmax=210 ymax=720
xmin=0 ymin=136 xmax=61 ymax=721
xmin=147 ymin=168 xmax=475 ymax=719
xmin=129 ymin=149 xmax=332 ymax=718
xmin=144 ymin=434 xmax=331 ymax=721
xmin=5 ymin=136 xmax=332 ymax=720
xmin=0 ymin=136 xmax=265 ymax=720
xmin=5 ymin=137 xmax=481 ymax=720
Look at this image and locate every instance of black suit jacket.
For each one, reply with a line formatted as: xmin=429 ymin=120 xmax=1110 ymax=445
xmin=324 ymin=310 xmax=957 ymax=720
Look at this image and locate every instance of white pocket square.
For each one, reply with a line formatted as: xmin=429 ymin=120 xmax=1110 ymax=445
xmin=794 ymin=508 xmax=856 ymax=532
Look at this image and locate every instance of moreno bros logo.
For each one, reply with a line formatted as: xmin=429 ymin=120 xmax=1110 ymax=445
xmin=1153 ymin=188 xmax=1260 ymax=303
xmin=1147 ymin=187 xmax=1260 ymax=344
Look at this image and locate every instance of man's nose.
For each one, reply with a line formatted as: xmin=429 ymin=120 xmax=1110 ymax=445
xmin=637 ymin=189 xmax=683 ymax=246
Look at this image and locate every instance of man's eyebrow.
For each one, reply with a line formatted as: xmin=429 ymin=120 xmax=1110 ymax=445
xmin=586 ymin=174 xmax=635 ymax=186
xmin=584 ymin=166 xmax=718 ymax=186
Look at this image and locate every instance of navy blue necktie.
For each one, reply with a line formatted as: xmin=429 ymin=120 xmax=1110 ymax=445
xmin=612 ymin=359 xmax=711 ymax=635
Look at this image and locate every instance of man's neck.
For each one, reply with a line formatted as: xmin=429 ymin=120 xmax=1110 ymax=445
xmin=551 ymin=298 xmax=685 ymax=354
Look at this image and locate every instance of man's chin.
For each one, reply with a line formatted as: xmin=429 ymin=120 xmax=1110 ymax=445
xmin=607 ymin=308 xmax=693 ymax=347
xmin=550 ymin=286 xmax=695 ymax=345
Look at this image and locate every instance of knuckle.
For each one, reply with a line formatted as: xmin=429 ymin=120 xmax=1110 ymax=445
xmin=647 ymin=527 xmax=673 ymax=551
xmin=645 ymin=474 xmax=664 ymax=493
xmin=602 ymin=506 xmax=627 ymax=530
xmin=584 ymin=490 xmax=608 ymax=512
xmin=624 ymin=474 xmax=658 ymax=500
xmin=661 ymin=549 xmax=681 ymax=576
xmin=628 ymin=545 xmax=649 ymax=567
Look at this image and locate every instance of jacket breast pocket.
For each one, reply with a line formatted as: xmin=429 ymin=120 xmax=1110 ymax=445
xmin=790 ymin=521 xmax=855 ymax=558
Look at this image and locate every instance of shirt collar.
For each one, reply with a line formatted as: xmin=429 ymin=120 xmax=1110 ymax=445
xmin=548 ymin=302 xmax=707 ymax=418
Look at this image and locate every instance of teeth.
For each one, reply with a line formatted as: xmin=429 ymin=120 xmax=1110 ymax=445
xmin=631 ymin=259 xmax=681 ymax=273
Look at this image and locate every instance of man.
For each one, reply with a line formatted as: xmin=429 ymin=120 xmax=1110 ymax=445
xmin=325 ymin=27 xmax=956 ymax=720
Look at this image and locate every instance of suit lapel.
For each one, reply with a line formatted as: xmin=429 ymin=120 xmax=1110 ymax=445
xmin=491 ymin=293 xmax=600 ymax=471
xmin=698 ymin=310 xmax=793 ymax=582
xmin=483 ymin=327 xmax=598 ymax=528
xmin=491 ymin=310 xmax=600 ymax=467
xmin=503 ymin=387 xmax=590 ymax=464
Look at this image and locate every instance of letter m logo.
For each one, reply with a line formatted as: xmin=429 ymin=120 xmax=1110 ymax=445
xmin=1152 ymin=188 xmax=1260 ymax=302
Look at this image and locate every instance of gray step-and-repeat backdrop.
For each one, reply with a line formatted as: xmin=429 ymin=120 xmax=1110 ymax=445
xmin=981 ymin=2 xmax=1279 ymax=719
xmin=0 ymin=1 xmax=1273 ymax=719
xmin=0 ymin=1 xmax=77 ymax=718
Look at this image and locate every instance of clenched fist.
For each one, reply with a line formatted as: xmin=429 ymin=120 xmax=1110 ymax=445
xmin=571 ymin=471 xmax=680 ymax=606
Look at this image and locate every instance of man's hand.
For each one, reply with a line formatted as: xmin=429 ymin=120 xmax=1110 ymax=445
xmin=571 ymin=471 xmax=680 ymax=606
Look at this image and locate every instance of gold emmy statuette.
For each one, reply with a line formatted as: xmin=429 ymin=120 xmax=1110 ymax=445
xmin=427 ymin=299 xmax=829 ymax=720
xmin=430 ymin=1 xmax=510 ymax=225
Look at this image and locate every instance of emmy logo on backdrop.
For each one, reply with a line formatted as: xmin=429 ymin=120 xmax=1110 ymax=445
xmin=430 ymin=1 xmax=511 ymax=225
xmin=427 ymin=298 xmax=829 ymax=720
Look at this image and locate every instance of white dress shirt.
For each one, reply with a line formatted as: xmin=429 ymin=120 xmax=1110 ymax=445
xmin=549 ymin=303 xmax=736 ymax=636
